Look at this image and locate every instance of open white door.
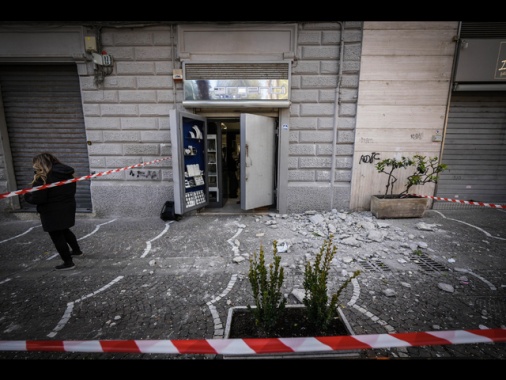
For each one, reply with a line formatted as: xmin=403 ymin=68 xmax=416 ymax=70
xmin=240 ymin=114 xmax=276 ymax=210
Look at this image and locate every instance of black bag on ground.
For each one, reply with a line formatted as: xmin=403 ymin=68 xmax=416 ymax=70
xmin=160 ymin=201 xmax=181 ymax=221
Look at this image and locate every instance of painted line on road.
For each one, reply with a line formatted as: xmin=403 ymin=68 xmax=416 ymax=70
xmin=78 ymin=219 xmax=118 ymax=240
xmin=430 ymin=210 xmax=506 ymax=241
xmin=430 ymin=210 xmax=503 ymax=290
xmin=140 ymin=221 xmax=173 ymax=258
xmin=0 ymin=224 xmax=42 ymax=244
xmin=454 ymin=268 xmax=497 ymax=291
xmin=48 ymin=219 xmax=171 ymax=338
xmin=47 ymin=276 xmax=124 ymax=338
xmin=44 ymin=219 xmax=118 ymax=262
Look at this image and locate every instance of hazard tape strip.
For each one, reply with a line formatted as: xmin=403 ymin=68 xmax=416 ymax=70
xmin=0 ymin=328 xmax=504 ymax=355
xmin=410 ymin=194 xmax=506 ymax=209
xmin=0 ymin=157 xmax=171 ymax=200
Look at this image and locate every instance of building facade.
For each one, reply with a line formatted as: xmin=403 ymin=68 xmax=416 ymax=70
xmin=0 ymin=21 xmax=504 ymax=218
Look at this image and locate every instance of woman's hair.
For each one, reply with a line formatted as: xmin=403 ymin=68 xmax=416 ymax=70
xmin=31 ymin=153 xmax=61 ymax=184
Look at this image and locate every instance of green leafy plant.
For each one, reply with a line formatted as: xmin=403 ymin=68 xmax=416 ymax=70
xmin=247 ymin=240 xmax=287 ymax=336
xmin=303 ymin=236 xmax=360 ymax=335
xmin=375 ymin=155 xmax=447 ymax=198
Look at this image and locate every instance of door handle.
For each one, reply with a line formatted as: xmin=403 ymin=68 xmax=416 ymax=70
xmin=245 ymin=144 xmax=252 ymax=167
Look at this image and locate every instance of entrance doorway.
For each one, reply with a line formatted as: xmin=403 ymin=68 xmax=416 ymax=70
xmin=202 ymin=115 xmax=278 ymax=214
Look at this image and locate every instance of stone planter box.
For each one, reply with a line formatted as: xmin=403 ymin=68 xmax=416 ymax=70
xmin=221 ymin=304 xmax=361 ymax=359
xmin=370 ymin=195 xmax=429 ymax=219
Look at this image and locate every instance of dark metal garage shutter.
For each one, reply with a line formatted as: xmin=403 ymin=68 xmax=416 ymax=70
xmin=434 ymin=92 xmax=506 ymax=209
xmin=0 ymin=64 xmax=92 ymax=212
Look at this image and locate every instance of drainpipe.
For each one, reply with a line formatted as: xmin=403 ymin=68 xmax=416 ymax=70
xmin=170 ymin=24 xmax=178 ymax=107
xmin=330 ymin=21 xmax=344 ymax=209
xmin=433 ymin=21 xmax=462 ymax=200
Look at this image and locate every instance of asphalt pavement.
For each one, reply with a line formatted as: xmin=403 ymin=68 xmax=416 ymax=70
xmin=0 ymin=205 xmax=504 ymax=364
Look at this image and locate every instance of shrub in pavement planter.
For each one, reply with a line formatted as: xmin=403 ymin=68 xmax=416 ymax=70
xmin=375 ymin=154 xmax=447 ymax=198
xmin=247 ymin=240 xmax=287 ymax=336
xmin=303 ymin=235 xmax=361 ymax=335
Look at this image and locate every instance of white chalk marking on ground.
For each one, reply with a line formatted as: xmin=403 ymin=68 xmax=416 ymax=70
xmin=47 ymin=276 xmax=124 ymax=338
xmin=45 ymin=218 xmax=118 ymax=261
xmin=0 ymin=225 xmax=41 ymax=244
xmin=430 ymin=210 xmax=506 ymax=241
xmin=210 ymin=222 xmax=245 ymax=338
xmin=140 ymin=221 xmax=173 ymax=258
xmin=454 ymin=268 xmax=497 ymax=291
xmin=430 ymin=210 xmax=502 ymax=290
xmin=226 ymin=224 xmax=244 ymax=257
xmin=78 ymin=219 xmax=118 ymax=240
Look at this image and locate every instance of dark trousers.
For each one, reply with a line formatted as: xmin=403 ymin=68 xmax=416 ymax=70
xmin=48 ymin=229 xmax=80 ymax=263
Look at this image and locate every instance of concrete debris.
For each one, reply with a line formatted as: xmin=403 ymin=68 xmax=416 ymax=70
xmin=309 ymin=214 xmax=324 ymax=224
xmin=367 ymin=230 xmax=384 ymax=242
xmin=232 ymin=256 xmax=246 ymax=264
xmin=382 ymin=288 xmax=397 ymax=297
xmin=438 ymin=283 xmax=455 ymax=293
xmin=341 ymin=237 xmax=361 ymax=247
xmin=291 ymin=288 xmax=305 ymax=303
xmin=416 ymin=222 xmax=439 ymax=231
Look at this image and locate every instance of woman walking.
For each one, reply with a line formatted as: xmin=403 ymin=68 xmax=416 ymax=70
xmin=24 ymin=153 xmax=83 ymax=270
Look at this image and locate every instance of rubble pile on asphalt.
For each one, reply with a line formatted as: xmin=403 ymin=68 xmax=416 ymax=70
xmin=252 ymin=209 xmax=443 ymax=271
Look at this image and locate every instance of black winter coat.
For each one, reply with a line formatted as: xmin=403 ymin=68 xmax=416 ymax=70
xmin=24 ymin=163 xmax=77 ymax=232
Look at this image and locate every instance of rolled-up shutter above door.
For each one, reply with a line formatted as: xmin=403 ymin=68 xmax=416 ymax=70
xmin=0 ymin=64 xmax=92 ymax=212
xmin=434 ymin=92 xmax=506 ymax=209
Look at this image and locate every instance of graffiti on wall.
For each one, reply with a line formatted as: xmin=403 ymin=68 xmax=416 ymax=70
xmin=359 ymin=152 xmax=380 ymax=164
xmin=129 ymin=170 xmax=159 ymax=179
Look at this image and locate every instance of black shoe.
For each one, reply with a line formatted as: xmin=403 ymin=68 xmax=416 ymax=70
xmin=55 ymin=262 xmax=75 ymax=271
xmin=71 ymin=251 xmax=83 ymax=256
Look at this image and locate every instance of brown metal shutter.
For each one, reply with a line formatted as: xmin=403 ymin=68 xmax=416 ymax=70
xmin=433 ymin=92 xmax=506 ymax=209
xmin=0 ymin=64 xmax=92 ymax=212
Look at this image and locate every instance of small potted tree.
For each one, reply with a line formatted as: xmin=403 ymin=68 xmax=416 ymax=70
xmin=370 ymin=155 xmax=447 ymax=219
xmin=222 ymin=238 xmax=361 ymax=358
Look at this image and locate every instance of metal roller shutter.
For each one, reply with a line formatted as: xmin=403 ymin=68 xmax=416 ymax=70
xmin=0 ymin=64 xmax=92 ymax=212
xmin=434 ymin=92 xmax=506 ymax=209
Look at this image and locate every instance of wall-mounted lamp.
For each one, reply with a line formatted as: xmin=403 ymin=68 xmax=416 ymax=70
xmin=85 ymin=36 xmax=97 ymax=53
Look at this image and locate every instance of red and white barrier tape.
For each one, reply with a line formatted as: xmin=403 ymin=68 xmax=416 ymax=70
xmin=0 ymin=157 xmax=171 ymax=200
xmin=0 ymin=328 xmax=504 ymax=355
xmin=411 ymin=194 xmax=506 ymax=209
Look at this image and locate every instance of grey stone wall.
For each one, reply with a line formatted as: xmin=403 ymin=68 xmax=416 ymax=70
xmin=81 ymin=25 xmax=176 ymax=217
xmin=286 ymin=21 xmax=361 ymax=213
xmin=80 ymin=22 xmax=362 ymax=216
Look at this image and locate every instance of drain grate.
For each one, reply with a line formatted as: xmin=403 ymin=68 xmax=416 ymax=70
xmin=410 ymin=253 xmax=449 ymax=272
xmin=472 ymin=296 xmax=506 ymax=318
xmin=357 ymin=258 xmax=392 ymax=273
